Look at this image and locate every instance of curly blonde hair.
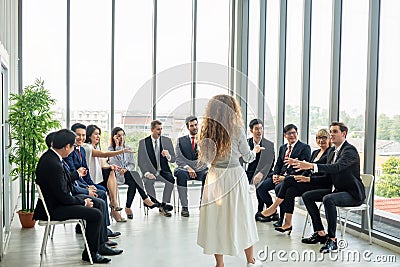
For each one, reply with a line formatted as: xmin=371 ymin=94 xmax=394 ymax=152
xmin=198 ymin=94 xmax=243 ymax=165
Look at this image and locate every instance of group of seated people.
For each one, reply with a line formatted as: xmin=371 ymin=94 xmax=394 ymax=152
xmin=33 ymin=116 xmax=207 ymax=263
xmin=245 ymin=120 xmax=365 ymax=254
xmin=33 ymin=116 xmax=365 ymax=263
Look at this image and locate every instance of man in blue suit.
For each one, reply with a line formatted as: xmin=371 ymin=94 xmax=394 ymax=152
xmin=174 ymin=116 xmax=208 ymax=217
xmin=257 ymin=124 xmax=311 ymax=226
xmin=64 ymin=123 xmax=120 ymax=239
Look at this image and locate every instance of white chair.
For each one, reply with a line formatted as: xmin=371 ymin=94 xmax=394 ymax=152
xmin=337 ymin=174 xmax=375 ymax=244
xmin=175 ymin=179 xmax=203 ymax=213
xmin=302 ymin=202 xmax=323 ymax=238
xmin=36 ymin=184 xmax=93 ymax=266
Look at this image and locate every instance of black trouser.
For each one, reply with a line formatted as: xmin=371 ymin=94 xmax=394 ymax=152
xmin=50 ymin=197 xmax=106 ymax=256
xmin=302 ymin=189 xmax=363 ymax=238
xmin=143 ymin=170 xmax=175 ymax=204
xmin=175 ymin=168 xmax=207 ymax=208
xmin=124 ymin=170 xmax=148 ymax=208
xmin=277 ymin=176 xmax=331 ymax=214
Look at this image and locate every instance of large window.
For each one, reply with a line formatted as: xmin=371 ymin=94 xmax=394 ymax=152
xmin=339 ymin=0 xmax=368 ymax=226
xmin=70 ymin=0 xmax=112 ymax=147
xmin=23 ymin=0 xmax=66 ymax=127
xmin=264 ymin=0 xmax=279 ymax=143
xmin=374 ymin=0 xmax=400 ymax=240
xmin=114 ymin=0 xmax=152 ymax=138
xmin=284 ymin=0 xmax=303 ymax=128
xmin=308 ymin=0 xmax=332 ymax=148
xmin=157 ymin=0 xmax=192 ymax=137
xmin=247 ymin=0 xmax=261 ymax=128
xmin=339 ymin=0 xmax=368 ymax=172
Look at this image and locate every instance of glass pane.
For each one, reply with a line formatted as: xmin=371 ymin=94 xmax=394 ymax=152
xmin=374 ymin=0 xmax=400 ymax=240
xmin=157 ymin=0 xmax=192 ymax=138
xmin=23 ymin=0 xmax=66 ymax=127
xmin=114 ymin=0 xmax=152 ymax=144
xmin=339 ymin=0 xmax=369 ymax=225
xmin=70 ymin=0 xmax=112 ymax=147
xmin=197 ymin=0 xmax=230 ymax=103
xmin=340 ymin=0 xmax=368 ymax=174
xmin=284 ymin=0 xmax=303 ymax=128
xmin=247 ymin=0 xmax=260 ymax=128
xmin=264 ymin=0 xmax=279 ymax=143
xmin=309 ymin=0 xmax=332 ymax=149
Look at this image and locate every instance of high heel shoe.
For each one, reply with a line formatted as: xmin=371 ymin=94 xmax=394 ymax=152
xmin=125 ymin=208 xmax=133 ymax=220
xmin=143 ymin=198 xmax=160 ymax=209
xmin=109 ymin=204 xmax=123 ymax=212
xmin=274 ymin=226 xmax=292 ymax=235
xmin=110 ymin=210 xmax=127 ymax=222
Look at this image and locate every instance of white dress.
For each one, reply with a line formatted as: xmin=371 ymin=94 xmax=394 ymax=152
xmin=197 ymin=129 xmax=259 ymax=256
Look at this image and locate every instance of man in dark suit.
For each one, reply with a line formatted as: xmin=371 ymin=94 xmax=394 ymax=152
xmin=242 ymin=119 xmax=275 ymax=222
xmin=299 ymin=122 xmax=365 ymax=253
xmin=174 ymin=116 xmax=207 ymax=217
xmin=257 ymin=124 xmax=311 ymax=226
xmin=33 ymin=129 xmax=111 ymax=263
xmin=138 ymin=120 xmax=176 ymax=217
xmin=64 ymin=123 xmax=121 ymax=239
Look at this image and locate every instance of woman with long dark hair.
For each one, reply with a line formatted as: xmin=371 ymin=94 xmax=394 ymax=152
xmin=108 ymin=127 xmax=158 ymax=219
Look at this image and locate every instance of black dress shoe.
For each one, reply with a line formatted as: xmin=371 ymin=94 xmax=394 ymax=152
xmin=255 ymin=212 xmax=271 ymax=222
xmin=270 ymin=213 xmax=279 ymax=221
xmin=82 ymin=252 xmax=111 ymax=263
xmin=98 ymin=245 xmax=124 ymax=256
xmin=159 ymin=206 xmax=172 ymax=217
xmin=105 ymin=240 xmax=118 ymax=248
xmin=273 ymin=219 xmax=282 ymax=227
xmin=107 ymin=230 xmax=121 ymax=239
xmin=320 ymin=239 xmax=338 ymax=253
xmin=181 ymin=208 xmax=190 ymax=217
xmin=164 ymin=203 xmax=173 ymax=211
xmin=302 ymin=232 xmax=328 ymax=244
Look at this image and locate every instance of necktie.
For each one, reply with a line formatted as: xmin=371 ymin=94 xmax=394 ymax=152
xmin=154 ymin=139 xmax=161 ymax=171
xmin=332 ymin=149 xmax=339 ymax=163
xmin=285 ymin=145 xmax=292 ymax=158
xmin=77 ymin=147 xmax=82 ymax=159
xmin=191 ymin=136 xmax=195 ymax=151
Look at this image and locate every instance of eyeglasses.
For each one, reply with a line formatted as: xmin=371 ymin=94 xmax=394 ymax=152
xmin=316 ymin=136 xmax=328 ymax=140
xmin=285 ymin=131 xmax=297 ymax=136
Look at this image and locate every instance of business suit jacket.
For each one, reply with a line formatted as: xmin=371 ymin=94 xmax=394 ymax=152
xmin=274 ymin=140 xmax=311 ymax=176
xmin=33 ymin=149 xmax=85 ymax=221
xmin=138 ymin=135 xmax=176 ymax=176
xmin=245 ymin=137 xmax=275 ymax=179
xmin=175 ymin=135 xmax=205 ymax=171
xmin=64 ymin=147 xmax=94 ymax=185
xmin=316 ymin=141 xmax=365 ymax=201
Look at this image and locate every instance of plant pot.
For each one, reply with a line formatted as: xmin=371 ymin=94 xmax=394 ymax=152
xmin=17 ymin=210 xmax=36 ymax=228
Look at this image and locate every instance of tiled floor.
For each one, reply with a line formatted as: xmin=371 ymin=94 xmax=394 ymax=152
xmin=1 ymin=187 xmax=399 ymax=267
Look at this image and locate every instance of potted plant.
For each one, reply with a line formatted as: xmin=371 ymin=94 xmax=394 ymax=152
xmin=8 ymin=79 xmax=60 ymax=228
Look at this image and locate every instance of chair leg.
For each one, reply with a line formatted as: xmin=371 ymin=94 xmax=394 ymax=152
xmin=40 ymin=224 xmax=51 ymax=257
xmin=342 ymin=211 xmax=349 ymax=238
xmin=302 ymin=213 xmax=310 ymax=238
xmin=367 ymin=208 xmax=372 ymax=244
xmin=50 ymin=225 xmax=56 ymax=240
xmin=79 ymin=221 xmax=93 ymax=265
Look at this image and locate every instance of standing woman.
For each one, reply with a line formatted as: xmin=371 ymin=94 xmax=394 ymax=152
xmin=108 ymin=127 xmax=158 ymax=219
xmin=197 ymin=94 xmax=263 ymax=267
xmin=83 ymin=124 xmax=128 ymax=222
